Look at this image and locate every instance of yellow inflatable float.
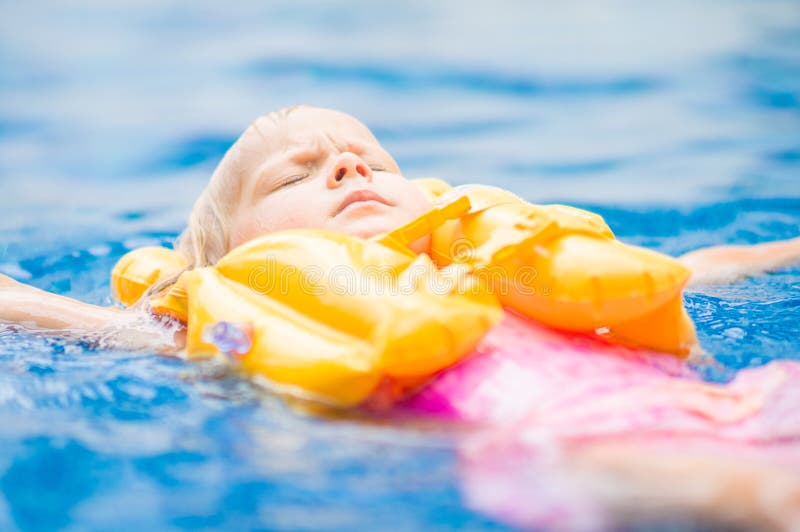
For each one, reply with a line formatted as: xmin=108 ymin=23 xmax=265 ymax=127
xmin=111 ymin=179 xmax=696 ymax=406
xmin=382 ymin=179 xmax=696 ymax=354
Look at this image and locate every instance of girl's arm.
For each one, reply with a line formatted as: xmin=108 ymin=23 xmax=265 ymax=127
xmin=0 ymin=273 xmax=183 ymax=352
xmin=571 ymin=438 xmax=799 ymax=530
xmin=1 ymin=273 xmax=125 ymax=330
xmin=680 ymin=237 xmax=800 ymax=287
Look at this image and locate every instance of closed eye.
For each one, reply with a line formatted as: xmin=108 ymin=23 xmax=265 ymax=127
xmin=369 ymin=166 xmax=386 ymax=172
xmin=277 ymin=173 xmax=309 ymax=189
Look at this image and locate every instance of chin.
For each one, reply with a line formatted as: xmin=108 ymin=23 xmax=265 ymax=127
xmin=328 ymin=211 xmax=408 ymax=240
xmin=327 ymin=212 xmax=431 ymax=255
xmin=338 ymin=222 xmax=391 ymax=240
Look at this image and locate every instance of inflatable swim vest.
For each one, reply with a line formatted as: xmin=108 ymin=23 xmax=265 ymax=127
xmin=381 ymin=179 xmax=696 ymax=355
xmin=111 ymin=180 xmax=697 ymax=406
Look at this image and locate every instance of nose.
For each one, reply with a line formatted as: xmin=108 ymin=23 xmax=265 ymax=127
xmin=327 ymin=152 xmax=373 ymax=188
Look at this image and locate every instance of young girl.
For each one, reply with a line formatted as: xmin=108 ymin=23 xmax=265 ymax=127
xmin=3 ymin=105 xmax=800 ymax=529
xmin=2 ymin=105 xmax=799 ymax=344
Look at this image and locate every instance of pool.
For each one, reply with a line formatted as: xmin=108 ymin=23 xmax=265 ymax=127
xmin=1 ymin=1 xmax=799 ymax=529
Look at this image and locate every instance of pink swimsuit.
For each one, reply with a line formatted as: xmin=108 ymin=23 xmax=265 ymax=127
xmin=400 ymin=313 xmax=800 ymax=529
xmin=404 ymin=312 xmax=800 ymax=444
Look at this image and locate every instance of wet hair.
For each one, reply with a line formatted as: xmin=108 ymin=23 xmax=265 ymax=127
xmin=133 ymin=105 xmax=305 ymax=308
xmin=176 ymin=104 xmax=305 ymax=268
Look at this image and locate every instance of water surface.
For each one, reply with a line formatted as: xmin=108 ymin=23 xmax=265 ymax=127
xmin=1 ymin=1 xmax=799 ymax=529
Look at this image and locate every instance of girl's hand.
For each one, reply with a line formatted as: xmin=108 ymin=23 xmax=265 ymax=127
xmin=0 ymin=273 xmax=20 ymax=288
xmin=0 ymin=279 xmax=183 ymax=353
xmin=681 ymin=237 xmax=800 ymax=286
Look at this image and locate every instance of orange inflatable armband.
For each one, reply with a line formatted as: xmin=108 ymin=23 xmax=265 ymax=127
xmin=398 ymin=182 xmax=696 ymax=355
xmin=111 ymin=246 xmax=187 ymax=307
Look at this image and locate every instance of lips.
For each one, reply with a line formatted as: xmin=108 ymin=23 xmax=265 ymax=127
xmin=332 ymin=189 xmax=393 ymax=217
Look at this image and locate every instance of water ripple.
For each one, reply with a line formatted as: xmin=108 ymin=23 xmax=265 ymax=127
xmin=246 ymin=58 xmax=664 ymax=98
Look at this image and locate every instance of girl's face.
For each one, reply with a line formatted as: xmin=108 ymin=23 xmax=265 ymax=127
xmin=228 ymin=107 xmax=433 ymax=252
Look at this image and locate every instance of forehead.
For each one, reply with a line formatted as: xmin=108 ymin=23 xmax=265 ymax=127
xmin=253 ymin=108 xmax=379 ymax=155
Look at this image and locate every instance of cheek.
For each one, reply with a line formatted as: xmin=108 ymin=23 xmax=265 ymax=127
xmin=259 ymin=195 xmax=316 ymax=229
xmin=385 ymin=177 xmax=433 ymax=217
xmin=231 ymin=188 xmax=329 ymax=247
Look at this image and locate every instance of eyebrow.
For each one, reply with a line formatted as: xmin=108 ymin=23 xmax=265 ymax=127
xmin=252 ymin=140 xmax=373 ymax=195
xmin=287 ymin=140 xmax=369 ymax=163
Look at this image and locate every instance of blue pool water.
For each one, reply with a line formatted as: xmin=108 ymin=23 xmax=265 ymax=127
xmin=1 ymin=1 xmax=799 ymax=530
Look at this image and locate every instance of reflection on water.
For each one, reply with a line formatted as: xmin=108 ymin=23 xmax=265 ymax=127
xmin=1 ymin=0 xmax=799 ymax=529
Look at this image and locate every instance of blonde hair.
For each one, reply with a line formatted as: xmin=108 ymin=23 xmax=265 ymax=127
xmin=135 ymin=105 xmax=305 ymax=308
xmin=177 ymin=105 xmax=305 ymax=268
